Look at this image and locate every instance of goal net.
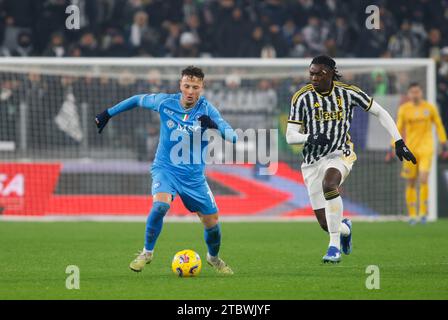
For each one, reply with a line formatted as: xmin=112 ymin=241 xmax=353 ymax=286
xmin=0 ymin=58 xmax=437 ymax=221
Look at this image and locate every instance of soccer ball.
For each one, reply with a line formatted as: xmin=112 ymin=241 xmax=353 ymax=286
xmin=171 ymin=249 xmax=202 ymax=277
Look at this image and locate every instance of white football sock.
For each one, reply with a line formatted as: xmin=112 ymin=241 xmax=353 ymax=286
xmin=207 ymin=252 xmax=219 ymax=261
xmin=143 ymin=248 xmax=153 ymax=255
xmin=325 ymin=196 xmax=343 ymax=250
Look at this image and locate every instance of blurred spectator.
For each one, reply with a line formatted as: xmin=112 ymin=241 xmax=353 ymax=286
xmin=240 ymin=25 xmax=266 ymax=58
xmin=288 ymin=0 xmax=316 ymax=29
xmin=10 ymin=31 xmax=36 ymax=57
xmin=120 ymin=0 xmax=146 ymax=26
xmin=282 ymin=19 xmax=298 ymax=48
xmin=104 ymin=31 xmax=131 ymax=57
xmin=34 ymin=0 xmax=70 ymax=53
xmin=178 ymin=31 xmax=199 ymax=57
xmin=42 ymin=32 xmax=66 ymax=57
xmin=67 ymin=44 xmax=82 ymax=57
xmin=438 ymin=47 xmax=448 ymax=128
xmin=0 ymin=0 xmax=447 ymax=61
xmin=289 ymin=33 xmax=307 ymax=57
xmin=388 ymin=20 xmax=424 ymax=58
xmin=183 ymin=0 xmax=198 ymax=22
xmin=370 ymin=69 xmax=389 ymax=96
xmin=301 ymin=16 xmax=330 ymax=56
xmin=2 ymin=15 xmax=24 ymax=51
xmin=184 ymin=13 xmax=210 ymax=55
xmin=214 ymin=6 xmax=248 ymax=57
xmin=79 ymin=32 xmax=99 ymax=57
xmin=423 ymin=28 xmax=444 ymax=62
xmin=329 ymin=16 xmax=355 ymax=57
xmin=0 ymin=78 xmax=21 ymax=143
xmin=260 ymin=0 xmax=288 ymax=27
xmin=438 ymin=47 xmax=448 ymax=78
xmin=2 ymin=0 xmax=38 ymax=29
xmin=163 ymin=22 xmax=181 ymax=57
xmin=127 ymin=10 xmax=160 ymax=56
xmin=22 ymin=71 xmax=49 ymax=148
xmin=266 ymin=24 xmax=288 ymax=58
xmin=356 ymin=19 xmax=389 ymax=58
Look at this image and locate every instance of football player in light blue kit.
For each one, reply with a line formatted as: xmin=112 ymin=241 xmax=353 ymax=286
xmin=95 ymin=66 xmax=237 ymax=274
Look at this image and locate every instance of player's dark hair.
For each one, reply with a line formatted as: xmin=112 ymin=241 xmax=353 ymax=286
xmin=181 ymin=66 xmax=205 ymax=80
xmin=408 ymin=82 xmax=421 ymax=89
xmin=311 ymin=55 xmax=342 ymax=81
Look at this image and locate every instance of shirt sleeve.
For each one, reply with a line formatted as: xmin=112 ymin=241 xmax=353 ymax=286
xmin=393 ymin=106 xmax=405 ymax=147
xmin=288 ymin=93 xmax=304 ymax=124
xmin=138 ymin=93 xmax=170 ymax=112
xmin=431 ymin=104 xmax=448 ymax=143
xmin=348 ymin=85 xmax=374 ymax=112
xmin=208 ymin=105 xmax=238 ymax=143
xmin=107 ymin=93 xmax=168 ymax=117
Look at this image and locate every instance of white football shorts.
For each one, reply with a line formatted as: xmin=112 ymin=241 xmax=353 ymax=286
xmin=301 ymin=150 xmax=356 ymax=210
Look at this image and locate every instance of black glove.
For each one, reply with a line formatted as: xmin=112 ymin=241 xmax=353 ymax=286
xmin=95 ymin=110 xmax=111 ymax=134
xmin=307 ymin=133 xmax=330 ymax=147
xmin=395 ymin=139 xmax=417 ymax=164
xmin=198 ymin=115 xmax=218 ymax=130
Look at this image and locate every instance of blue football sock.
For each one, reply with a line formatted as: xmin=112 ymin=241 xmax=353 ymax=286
xmin=204 ymin=224 xmax=221 ymax=257
xmin=144 ymin=202 xmax=170 ymax=251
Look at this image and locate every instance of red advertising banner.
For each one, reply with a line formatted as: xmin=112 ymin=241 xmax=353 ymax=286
xmin=0 ymin=162 xmax=369 ymax=218
xmin=0 ymin=163 xmax=61 ymax=215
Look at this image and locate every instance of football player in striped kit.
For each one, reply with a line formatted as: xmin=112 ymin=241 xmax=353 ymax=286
xmin=286 ymin=55 xmax=416 ymax=263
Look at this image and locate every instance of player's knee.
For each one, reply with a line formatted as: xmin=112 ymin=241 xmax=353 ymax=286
xmin=149 ymin=202 xmax=170 ymax=221
xmin=407 ymin=178 xmax=417 ymax=188
xmin=419 ymin=173 xmax=429 ymax=184
xmin=200 ymin=213 xmax=218 ymax=228
xmin=322 ymin=179 xmax=339 ymax=194
xmin=323 ymin=168 xmax=342 ymax=190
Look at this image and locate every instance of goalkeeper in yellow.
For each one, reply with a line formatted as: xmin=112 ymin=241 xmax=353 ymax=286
xmin=394 ymin=83 xmax=447 ymax=224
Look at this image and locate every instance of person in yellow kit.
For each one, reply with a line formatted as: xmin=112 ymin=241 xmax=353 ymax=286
xmin=393 ymin=83 xmax=448 ymax=224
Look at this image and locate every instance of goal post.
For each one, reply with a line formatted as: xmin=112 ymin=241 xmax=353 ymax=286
xmin=0 ymin=57 xmax=437 ymax=221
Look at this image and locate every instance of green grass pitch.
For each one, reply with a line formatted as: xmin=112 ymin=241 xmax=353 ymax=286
xmin=1 ymin=220 xmax=447 ymax=300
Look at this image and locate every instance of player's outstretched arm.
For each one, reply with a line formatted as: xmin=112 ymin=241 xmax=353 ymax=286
xmin=286 ymin=123 xmax=307 ymax=145
xmin=95 ymin=94 xmax=164 ymax=134
xmin=204 ymin=108 xmax=238 ymax=143
xmin=368 ymin=100 xmax=417 ymax=164
xmin=95 ymin=95 xmax=146 ymax=134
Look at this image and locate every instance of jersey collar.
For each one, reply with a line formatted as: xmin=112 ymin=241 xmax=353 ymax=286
xmin=313 ymin=83 xmax=335 ymax=97
xmin=179 ymin=94 xmax=204 ymax=112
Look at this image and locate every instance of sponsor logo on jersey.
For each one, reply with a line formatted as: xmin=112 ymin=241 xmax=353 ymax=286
xmin=314 ymin=110 xmax=344 ymax=121
xmin=177 ymin=122 xmax=201 ymax=133
xmin=163 ymin=108 xmax=174 ymax=116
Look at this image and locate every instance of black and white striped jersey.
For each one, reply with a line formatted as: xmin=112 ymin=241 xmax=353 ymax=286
xmin=288 ymin=81 xmax=373 ymax=165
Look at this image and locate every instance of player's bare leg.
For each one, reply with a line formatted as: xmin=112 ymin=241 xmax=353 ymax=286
xmin=405 ymin=177 xmax=418 ymax=225
xmin=314 ymin=208 xmax=328 ymax=232
xmin=418 ymin=171 xmax=429 ymax=224
xmin=197 ymin=212 xmax=233 ymax=275
xmin=130 ymin=192 xmax=172 ymax=272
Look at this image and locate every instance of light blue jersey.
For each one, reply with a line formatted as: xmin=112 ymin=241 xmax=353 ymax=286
xmin=107 ymin=92 xmax=237 ymax=182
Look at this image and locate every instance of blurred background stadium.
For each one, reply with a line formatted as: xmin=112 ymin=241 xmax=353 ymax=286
xmin=0 ymin=0 xmax=447 ymax=220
